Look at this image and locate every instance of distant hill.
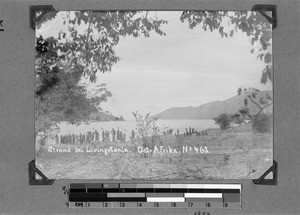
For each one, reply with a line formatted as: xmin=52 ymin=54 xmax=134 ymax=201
xmin=89 ymin=111 xmax=125 ymax=122
xmin=151 ymin=90 xmax=272 ymax=120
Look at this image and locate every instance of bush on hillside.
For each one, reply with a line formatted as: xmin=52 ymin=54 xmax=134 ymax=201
xmin=213 ymin=113 xmax=233 ymax=130
xmin=252 ymin=113 xmax=272 ymax=133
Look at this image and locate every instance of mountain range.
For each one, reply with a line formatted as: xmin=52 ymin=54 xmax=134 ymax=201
xmin=151 ymin=90 xmax=272 ymax=120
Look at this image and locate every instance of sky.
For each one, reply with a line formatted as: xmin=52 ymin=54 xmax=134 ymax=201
xmin=37 ymin=11 xmax=272 ymax=120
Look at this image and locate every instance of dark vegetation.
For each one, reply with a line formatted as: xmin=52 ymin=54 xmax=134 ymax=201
xmin=213 ymin=112 xmax=272 ymax=133
xmin=213 ymin=113 xmax=233 ymax=130
xmin=36 ymin=10 xmax=273 ymax=180
xmin=35 ymin=11 xmax=168 ymax=155
xmin=180 ymin=11 xmax=272 ymax=84
xmin=88 ymin=111 xmax=124 ymax=121
xmin=181 ymin=11 xmax=273 ymax=134
xmin=252 ymin=113 xmax=273 ymax=133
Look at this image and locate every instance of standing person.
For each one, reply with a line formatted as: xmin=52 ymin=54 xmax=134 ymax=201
xmin=131 ymin=130 xmax=135 ymax=141
xmin=103 ymin=130 xmax=107 ymax=142
xmin=75 ymin=134 xmax=79 ymax=144
xmin=123 ymin=133 xmax=126 ymax=143
xmin=81 ymin=133 xmax=84 ymax=144
xmin=95 ymin=130 xmax=99 ymax=142
xmin=55 ymin=134 xmax=59 ymax=144
xmin=111 ymin=128 xmax=116 ymax=143
xmin=120 ymin=131 xmax=124 ymax=143
xmin=79 ymin=133 xmax=82 ymax=144
xmin=102 ymin=129 xmax=105 ymax=142
xmin=86 ymin=131 xmax=91 ymax=143
xmin=118 ymin=130 xmax=121 ymax=143
xmin=176 ymin=129 xmax=180 ymax=136
xmin=82 ymin=133 xmax=85 ymax=144
xmin=116 ymin=128 xmax=120 ymax=142
xmin=91 ymin=131 xmax=95 ymax=144
xmin=81 ymin=133 xmax=85 ymax=144
xmin=120 ymin=132 xmax=123 ymax=142
xmin=106 ymin=130 xmax=110 ymax=142
xmin=72 ymin=134 xmax=75 ymax=144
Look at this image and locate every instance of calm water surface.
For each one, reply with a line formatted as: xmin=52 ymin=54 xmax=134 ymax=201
xmin=58 ymin=119 xmax=218 ymax=138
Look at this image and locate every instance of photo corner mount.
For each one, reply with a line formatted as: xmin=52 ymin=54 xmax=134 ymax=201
xmin=252 ymin=160 xmax=277 ymax=185
xmin=30 ymin=5 xmax=55 ymax=30
xmin=28 ymin=160 xmax=55 ymax=185
xmin=252 ymin=4 xmax=277 ymax=29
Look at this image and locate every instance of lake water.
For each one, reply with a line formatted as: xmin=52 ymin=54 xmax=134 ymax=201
xmin=58 ymin=119 xmax=218 ymax=139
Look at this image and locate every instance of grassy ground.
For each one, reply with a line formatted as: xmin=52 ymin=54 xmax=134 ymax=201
xmin=36 ymin=124 xmax=273 ymax=180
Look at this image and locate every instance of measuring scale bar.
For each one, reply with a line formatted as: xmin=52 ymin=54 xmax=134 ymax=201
xmin=68 ymin=183 xmax=241 ymax=209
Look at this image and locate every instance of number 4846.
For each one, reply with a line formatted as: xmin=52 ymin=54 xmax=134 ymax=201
xmin=194 ymin=212 xmax=211 ymax=215
xmin=194 ymin=211 xmax=210 ymax=215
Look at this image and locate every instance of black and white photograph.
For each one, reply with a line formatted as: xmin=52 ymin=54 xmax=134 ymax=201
xmin=35 ymin=10 xmax=273 ymax=180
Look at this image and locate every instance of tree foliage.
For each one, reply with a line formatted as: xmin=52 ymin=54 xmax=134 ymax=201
xmin=35 ymin=11 xmax=167 ymax=134
xmin=181 ymin=11 xmax=273 ymax=133
xmin=37 ymin=11 xmax=167 ymax=82
xmin=237 ymin=87 xmax=272 ymax=120
xmin=35 ymin=36 xmax=112 ymax=137
xmin=213 ymin=113 xmax=233 ymax=130
xmin=35 ymin=11 xmax=167 ymax=155
xmin=132 ymin=111 xmax=166 ymax=158
xmin=252 ymin=113 xmax=272 ymax=133
xmin=180 ymin=11 xmax=272 ymax=84
xmin=231 ymin=113 xmax=245 ymax=125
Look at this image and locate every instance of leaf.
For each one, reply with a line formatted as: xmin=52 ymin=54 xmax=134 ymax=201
xmin=237 ymin=88 xmax=242 ymax=95
xmin=261 ymin=72 xmax=268 ymax=84
xmin=264 ymin=53 xmax=272 ymax=63
xmin=259 ymin=97 xmax=264 ymax=105
xmin=267 ymin=67 xmax=272 ymax=82
xmin=260 ymin=36 xmax=268 ymax=50
xmin=266 ymin=93 xmax=272 ymax=101
xmin=257 ymin=53 xmax=264 ymax=61
xmin=219 ymin=26 xmax=224 ymax=35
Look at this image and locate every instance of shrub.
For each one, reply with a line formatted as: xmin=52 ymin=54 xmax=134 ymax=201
xmin=213 ymin=113 xmax=232 ymax=130
xmin=231 ymin=113 xmax=245 ymax=125
xmin=252 ymin=113 xmax=272 ymax=133
xmin=132 ymin=111 xmax=166 ymax=157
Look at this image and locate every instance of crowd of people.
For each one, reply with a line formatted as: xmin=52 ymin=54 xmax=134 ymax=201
xmin=55 ymin=128 xmax=136 ymax=144
xmin=55 ymin=126 xmax=208 ymax=145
